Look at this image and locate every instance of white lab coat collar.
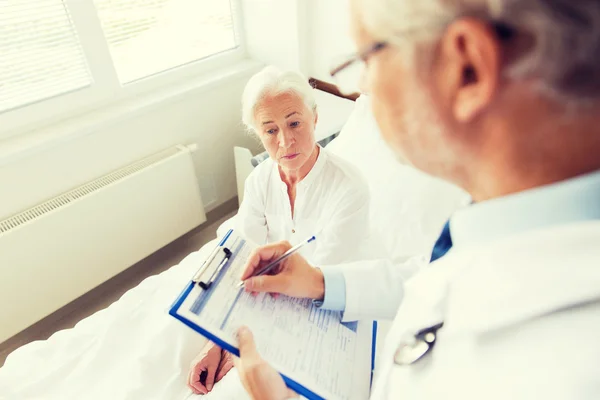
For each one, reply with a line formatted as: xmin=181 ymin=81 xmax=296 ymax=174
xmin=443 ymin=221 xmax=600 ymax=334
xmin=451 ymin=169 xmax=600 ymax=248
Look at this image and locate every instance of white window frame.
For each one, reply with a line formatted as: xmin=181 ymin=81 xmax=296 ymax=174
xmin=0 ymin=0 xmax=246 ymax=140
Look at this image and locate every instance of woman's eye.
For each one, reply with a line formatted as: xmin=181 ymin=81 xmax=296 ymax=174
xmin=267 ymin=128 xmax=277 ymax=135
xmin=290 ymin=121 xmax=300 ymax=128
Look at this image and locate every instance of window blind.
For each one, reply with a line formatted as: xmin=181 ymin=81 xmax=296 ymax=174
xmin=94 ymin=0 xmax=237 ymax=83
xmin=0 ymin=0 xmax=92 ymax=114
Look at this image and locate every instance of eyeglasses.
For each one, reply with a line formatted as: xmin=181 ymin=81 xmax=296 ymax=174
xmin=329 ymin=41 xmax=388 ymax=95
xmin=328 ymin=20 xmax=517 ymax=95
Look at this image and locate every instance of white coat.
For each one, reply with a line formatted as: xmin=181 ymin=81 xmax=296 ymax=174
xmin=371 ymin=220 xmax=600 ymax=399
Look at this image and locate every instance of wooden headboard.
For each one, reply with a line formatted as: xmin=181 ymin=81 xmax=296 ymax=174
xmin=309 ymin=77 xmax=360 ymax=102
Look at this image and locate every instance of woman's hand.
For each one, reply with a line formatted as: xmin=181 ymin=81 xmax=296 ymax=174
xmin=215 ymin=349 xmax=234 ymax=383
xmin=234 ymin=326 xmax=297 ymax=400
xmin=188 ymin=342 xmax=234 ymax=394
xmin=240 ymin=241 xmax=325 ymax=300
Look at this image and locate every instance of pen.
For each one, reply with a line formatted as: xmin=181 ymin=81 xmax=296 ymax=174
xmin=237 ymin=235 xmax=316 ymax=288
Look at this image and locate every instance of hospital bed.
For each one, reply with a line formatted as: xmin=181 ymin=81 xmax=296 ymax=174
xmin=0 ymin=88 xmax=469 ymax=400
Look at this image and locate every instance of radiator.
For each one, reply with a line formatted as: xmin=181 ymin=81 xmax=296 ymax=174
xmin=0 ymin=145 xmax=206 ymax=343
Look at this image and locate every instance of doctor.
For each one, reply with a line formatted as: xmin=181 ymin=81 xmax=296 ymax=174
xmin=233 ymin=0 xmax=600 ymax=399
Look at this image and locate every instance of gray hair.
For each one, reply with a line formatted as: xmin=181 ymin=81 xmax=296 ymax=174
xmin=241 ymin=66 xmax=317 ymax=132
xmin=356 ymin=0 xmax=600 ymax=103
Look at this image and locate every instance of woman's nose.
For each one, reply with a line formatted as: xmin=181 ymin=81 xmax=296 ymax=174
xmin=279 ymin=129 xmax=294 ymax=148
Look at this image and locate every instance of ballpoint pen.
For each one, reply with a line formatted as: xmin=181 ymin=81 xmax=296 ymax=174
xmin=237 ymin=235 xmax=316 ymax=288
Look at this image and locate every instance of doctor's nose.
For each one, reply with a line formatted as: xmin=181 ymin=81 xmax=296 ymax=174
xmin=358 ymin=68 xmax=369 ymax=95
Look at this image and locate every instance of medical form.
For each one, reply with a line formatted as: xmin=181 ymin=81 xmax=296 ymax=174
xmin=170 ymin=230 xmax=373 ymax=400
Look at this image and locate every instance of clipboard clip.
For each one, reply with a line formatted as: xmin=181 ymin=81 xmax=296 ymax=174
xmin=192 ymin=246 xmax=232 ymax=290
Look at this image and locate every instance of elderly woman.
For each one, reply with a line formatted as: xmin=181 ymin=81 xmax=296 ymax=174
xmin=186 ymin=66 xmax=371 ymax=395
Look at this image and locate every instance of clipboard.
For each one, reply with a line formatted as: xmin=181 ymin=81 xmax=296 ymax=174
xmin=169 ymin=229 xmax=377 ymax=400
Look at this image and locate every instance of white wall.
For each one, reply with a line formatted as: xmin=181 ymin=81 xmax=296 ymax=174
xmin=237 ymin=0 xmax=356 ymax=82
xmin=306 ymin=0 xmax=355 ymax=82
xmin=241 ymin=0 xmax=310 ymax=74
xmin=0 ymin=63 xmax=264 ymax=222
xmin=240 ymin=0 xmax=354 ymax=82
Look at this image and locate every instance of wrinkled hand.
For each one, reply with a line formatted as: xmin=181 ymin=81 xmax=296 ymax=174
xmin=234 ymin=326 xmax=296 ymax=400
xmin=215 ymin=349 xmax=234 ymax=382
xmin=240 ymin=241 xmax=324 ymax=300
xmin=188 ymin=341 xmax=234 ymax=394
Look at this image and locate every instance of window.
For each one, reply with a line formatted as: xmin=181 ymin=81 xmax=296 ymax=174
xmin=0 ymin=0 xmax=92 ymax=113
xmin=94 ymin=0 xmax=237 ymax=83
xmin=0 ymin=0 xmax=241 ymax=133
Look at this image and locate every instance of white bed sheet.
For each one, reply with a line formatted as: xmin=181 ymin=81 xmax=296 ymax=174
xmin=0 ymin=235 xmax=250 ymax=400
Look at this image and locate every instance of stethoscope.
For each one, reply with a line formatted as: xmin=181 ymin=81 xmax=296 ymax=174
xmin=393 ymin=322 xmax=444 ymax=365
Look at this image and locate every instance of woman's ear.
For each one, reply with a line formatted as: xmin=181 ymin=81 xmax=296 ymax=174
xmin=314 ymin=110 xmax=319 ymax=127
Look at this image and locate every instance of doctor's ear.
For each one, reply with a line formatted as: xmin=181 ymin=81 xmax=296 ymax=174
xmin=437 ymin=18 xmax=501 ymax=122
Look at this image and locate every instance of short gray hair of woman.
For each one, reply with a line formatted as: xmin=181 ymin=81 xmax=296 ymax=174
xmin=356 ymin=0 xmax=600 ymax=104
xmin=242 ymin=66 xmax=317 ymax=132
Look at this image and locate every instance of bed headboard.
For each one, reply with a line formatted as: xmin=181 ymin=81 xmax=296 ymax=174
xmin=309 ymin=77 xmax=359 ymax=101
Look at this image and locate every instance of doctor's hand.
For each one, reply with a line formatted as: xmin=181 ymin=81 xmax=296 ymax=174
xmin=187 ymin=341 xmax=234 ymax=394
xmin=234 ymin=326 xmax=297 ymax=400
xmin=240 ymin=241 xmax=325 ymax=300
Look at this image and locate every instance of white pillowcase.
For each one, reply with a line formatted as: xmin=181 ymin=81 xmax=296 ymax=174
xmin=327 ymin=95 xmax=470 ymax=263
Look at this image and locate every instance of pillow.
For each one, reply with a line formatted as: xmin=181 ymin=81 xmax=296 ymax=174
xmin=250 ymin=151 xmax=271 ymax=167
xmin=327 ymin=95 xmax=470 ymax=263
